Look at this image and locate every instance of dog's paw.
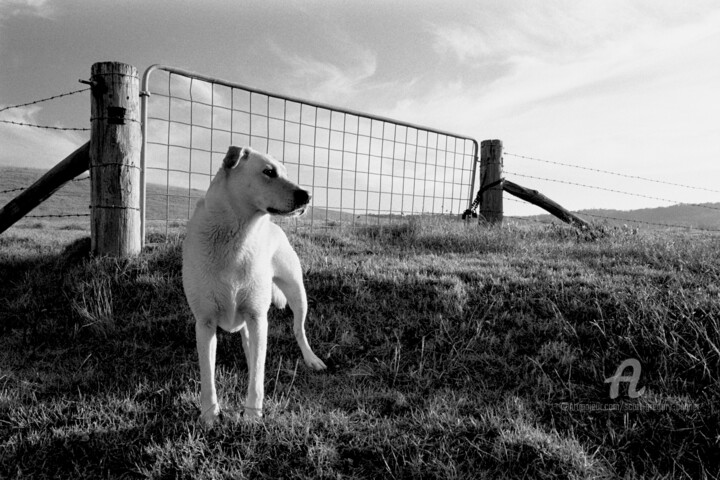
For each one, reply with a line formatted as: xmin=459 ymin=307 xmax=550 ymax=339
xmin=199 ymin=403 xmax=220 ymax=428
xmin=304 ymin=354 xmax=327 ymax=371
xmin=243 ymin=405 xmax=264 ymax=421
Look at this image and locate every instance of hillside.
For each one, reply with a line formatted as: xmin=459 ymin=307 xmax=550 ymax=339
xmin=0 ymin=167 xmax=201 ymax=222
xmin=510 ymin=202 xmax=720 ymax=232
xmin=0 ymin=167 xmax=92 ymax=218
xmin=578 ymin=203 xmax=720 ymax=230
xmin=2 ymin=166 xmax=719 ymax=231
xmin=0 ymin=167 xmax=353 ymax=226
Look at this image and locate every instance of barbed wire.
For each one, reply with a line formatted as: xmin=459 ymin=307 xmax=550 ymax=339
xmin=505 ymin=152 xmax=720 ymax=194
xmin=0 ymin=87 xmax=90 ymax=132
xmin=0 ymin=88 xmax=89 ymax=114
xmin=0 ymin=176 xmax=89 ymax=196
xmin=26 ymin=213 xmax=90 ymax=218
xmin=505 ymin=171 xmax=720 ymax=212
xmin=0 ymin=119 xmax=89 ymax=131
xmin=0 ymin=186 xmax=26 ymax=195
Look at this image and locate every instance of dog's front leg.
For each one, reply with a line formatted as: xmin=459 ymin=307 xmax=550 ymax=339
xmin=244 ymin=313 xmax=268 ymax=419
xmin=196 ymin=318 xmax=220 ymax=426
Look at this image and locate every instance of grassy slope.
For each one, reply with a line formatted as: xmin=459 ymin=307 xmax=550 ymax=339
xmin=1 ymin=216 xmax=720 ymax=478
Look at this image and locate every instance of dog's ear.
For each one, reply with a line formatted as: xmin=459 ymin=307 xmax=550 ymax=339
xmin=223 ymin=146 xmax=251 ymax=169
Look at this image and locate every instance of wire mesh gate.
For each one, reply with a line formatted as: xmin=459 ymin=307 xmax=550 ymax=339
xmin=140 ymin=64 xmax=479 ymax=239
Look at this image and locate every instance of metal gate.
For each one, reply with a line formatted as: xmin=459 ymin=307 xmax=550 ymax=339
xmin=140 ymin=64 xmax=478 ymax=238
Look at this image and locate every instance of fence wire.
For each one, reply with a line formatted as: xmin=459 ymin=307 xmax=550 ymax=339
xmin=504 ymin=196 xmax=720 ymax=232
xmin=4 ymin=82 xmax=715 ymax=235
xmin=140 ymin=65 xmax=478 ymax=238
xmin=0 ymin=84 xmax=88 ymax=227
xmin=505 ymin=171 xmax=720 ymax=213
xmin=506 ymin=152 xmax=720 ymax=194
xmin=0 ymin=87 xmax=90 ymax=131
xmin=0 ymin=119 xmax=89 ymax=131
xmin=0 ymin=87 xmax=89 ymax=114
xmin=0 ymin=175 xmax=91 ymax=222
xmin=502 ymin=157 xmax=720 ymax=232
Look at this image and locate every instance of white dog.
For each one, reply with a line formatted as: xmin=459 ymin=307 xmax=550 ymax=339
xmin=182 ymin=146 xmax=326 ymax=426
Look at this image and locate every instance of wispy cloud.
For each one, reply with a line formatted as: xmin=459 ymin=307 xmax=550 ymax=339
xmin=415 ymin=3 xmax=720 ymax=120
xmin=270 ymin=38 xmax=378 ymax=104
xmin=430 ymin=23 xmax=494 ymax=63
xmin=387 ymin=3 xmax=720 ymax=212
xmin=0 ymin=0 xmax=55 ymax=20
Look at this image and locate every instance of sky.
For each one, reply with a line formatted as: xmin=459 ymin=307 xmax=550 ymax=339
xmin=1 ymin=0 xmax=719 ymax=216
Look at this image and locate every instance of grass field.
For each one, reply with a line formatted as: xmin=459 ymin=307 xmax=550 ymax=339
xmin=1 ymin=216 xmax=719 ymax=479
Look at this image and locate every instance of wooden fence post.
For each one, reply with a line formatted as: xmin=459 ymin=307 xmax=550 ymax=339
xmin=479 ymin=139 xmax=503 ymax=224
xmin=89 ymin=62 xmax=141 ymax=257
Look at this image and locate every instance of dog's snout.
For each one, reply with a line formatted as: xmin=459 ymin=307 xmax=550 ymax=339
xmin=294 ymin=189 xmax=311 ymax=206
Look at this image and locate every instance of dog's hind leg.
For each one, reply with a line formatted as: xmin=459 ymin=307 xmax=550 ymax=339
xmin=196 ymin=317 xmax=220 ymax=426
xmin=273 ymin=244 xmax=327 ymax=372
xmin=287 ymin=282 xmax=326 ymax=371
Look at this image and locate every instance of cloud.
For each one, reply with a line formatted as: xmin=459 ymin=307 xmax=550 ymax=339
xmin=430 ymin=23 xmax=493 ymax=63
xmin=426 ymin=1 xmax=719 ymax=71
xmin=270 ymin=38 xmax=378 ymax=104
xmin=386 ymin=4 xmax=720 ymax=213
xmin=411 ymin=3 xmax=720 ymax=124
xmin=0 ymin=105 xmax=86 ymax=170
xmin=0 ymin=0 xmax=55 ymax=20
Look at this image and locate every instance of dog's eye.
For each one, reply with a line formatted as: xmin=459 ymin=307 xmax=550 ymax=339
xmin=263 ymin=168 xmax=278 ymax=178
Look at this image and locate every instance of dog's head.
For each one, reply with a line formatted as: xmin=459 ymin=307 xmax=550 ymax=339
xmin=220 ymin=146 xmax=311 ymax=217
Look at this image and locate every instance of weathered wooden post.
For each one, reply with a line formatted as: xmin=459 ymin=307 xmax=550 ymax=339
xmin=503 ymin=180 xmax=593 ymax=230
xmin=479 ymin=139 xmax=503 ymax=224
xmin=89 ymin=62 xmax=142 ymax=257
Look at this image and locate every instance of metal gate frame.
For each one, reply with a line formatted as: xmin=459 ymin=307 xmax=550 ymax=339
xmin=139 ymin=64 xmax=479 ymax=244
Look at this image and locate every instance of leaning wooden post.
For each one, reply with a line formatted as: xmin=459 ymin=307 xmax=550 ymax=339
xmin=89 ymin=62 xmax=142 ymax=257
xmin=479 ymin=139 xmax=503 ymax=224
xmin=503 ymin=180 xmax=593 ymax=230
xmin=0 ymin=143 xmax=89 ymax=235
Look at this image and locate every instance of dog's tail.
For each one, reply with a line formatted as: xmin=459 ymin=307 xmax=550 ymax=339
xmin=271 ymin=283 xmax=287 ymax=310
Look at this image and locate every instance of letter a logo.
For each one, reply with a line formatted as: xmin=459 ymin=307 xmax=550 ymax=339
xmin=604 ymin=358 xmax=646 ymax=399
